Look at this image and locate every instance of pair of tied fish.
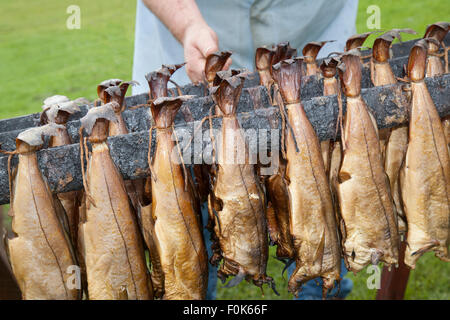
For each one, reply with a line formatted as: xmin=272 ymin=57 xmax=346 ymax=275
xmin=266 ymin=56 xmax=341 ymax=296
xmin=143 ymin=64 xmax=209 ymax=300
xmin=2 ymin=95 xmax=91 ymax=299
xmin=366 ymin=25 xmax=449 ymax=268
xmin=93 ymin=68 xmax=208 ymax=300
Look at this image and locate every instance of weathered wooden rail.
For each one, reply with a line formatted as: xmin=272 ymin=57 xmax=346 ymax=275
xmin=1 ymin=35 xmax=449 ymax=205
xmin=2 ymin=34 xmax=449 ymax=135
xmin=0 ymin=73 xmax=448 ymax=205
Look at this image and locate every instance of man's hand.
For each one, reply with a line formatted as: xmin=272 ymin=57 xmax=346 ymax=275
xmin=143 ymin=0 xmax=232 ymax=84
xmin=183 ymin=23 xmax=228 ymax=84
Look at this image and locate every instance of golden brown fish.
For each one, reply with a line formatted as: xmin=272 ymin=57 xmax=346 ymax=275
xmin=101 ymin=80 xmax=149 ymax=211
xmin=345 ymin=32 xmax=375 ymax=52
xmin=205 ymin=51 xmax=232 ymax=87
xmin=423 ymin=22 xmax=450 ymax=149
xmin=336 ymin=52 xmax=399 ymax=273
xmin=302 ymin=41 xmax=331 ymax=76
xmin=264 ymin=158 xmax=295 ymax=260
xmin=272 ymin=58 xmax=341 ymax=296
xmin=41 ymin=95 xmax=82 ymax=247
xmin=424 ymin=22 xmax=449 ymax=77
xmin=255 ymin=46 xmax=276 ymax=94
xmin=400 ymin=40 xmax=450 ymax=268
xmin=5 ymin=124 xmax=80 ymax=300
xmin=208 ymin=75 xmax=275 ymax=291
xmin=79 ymin=103 xmax=153 ymax=299
xmin=149 ymin=96 xmax=208 ymax=300
xmin=371 ymin=29 xmax=416 ymax=236
xmin=255 ymin=43 xmax=296 ymax=263
xmin=141 ymin=66 xmax=185 ymax=298
xmin=320 ymin=57 xmax=341 ymax=176
xmin=320 ymin=57 xmax=343 ymax=239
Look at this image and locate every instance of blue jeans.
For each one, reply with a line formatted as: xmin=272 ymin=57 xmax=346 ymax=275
xmin=200 ymin=199 xmax=218 ymax=300
xmin=287 ymin=259 xmax=353 ymax=300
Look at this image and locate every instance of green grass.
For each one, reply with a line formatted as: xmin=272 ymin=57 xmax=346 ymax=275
xmin=1 ymin=0 xmax=449 ymax=300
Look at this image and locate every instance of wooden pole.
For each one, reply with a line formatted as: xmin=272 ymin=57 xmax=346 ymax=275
xmin=376 ymin=240 xmax=411 ymax=300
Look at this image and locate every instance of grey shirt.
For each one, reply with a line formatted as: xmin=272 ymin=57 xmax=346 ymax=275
xmin=132 ymin=0 xmax=359 ymax=94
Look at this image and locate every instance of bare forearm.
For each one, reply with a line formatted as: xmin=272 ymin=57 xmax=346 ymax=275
xmin=142 ymin=0 xmax=206 ymax=44
xmin=141 ymin=0 xmax=231 ymax=83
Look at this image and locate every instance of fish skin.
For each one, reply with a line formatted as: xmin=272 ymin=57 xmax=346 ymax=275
xmin=151 ymin=129 xmax=208 ymax=300
xmin=209 ymin=116 xmax=269 ymax=285
xmin=371 ymin=40 xmax=409 ymax=237
xmin=8 ymin=147 xmax=79 ymax=300
xmin=265 ymin=159 xmax=295 ymax=260
xmin=255 ymin=45 xmax=296 ymax=262
xmin=150 ymin=97 xmax=208 ymax=300
xmin=138 ymin=203 xmax=164 ymax=298
xmin=337 ymin=53 xmax=399 ymax=273
xmin=337 ymin=96 xmax=400 ymax=272
xmin=272 ymin=58 xmax=340 ymax=295
xmin=81 ymin=118 xmax=152 ymax=300
xmin=208 ymin=76 xmax=273 ymax=289
xmin=284 ymin=102 xmax=341 ymax=294
xmin=384 ymin=125 xmax=409 ymax=234
xmin=401 ymin=80 xmax=450 ymax=268
xmin=444 ymin=117 xmax=450 ymax=150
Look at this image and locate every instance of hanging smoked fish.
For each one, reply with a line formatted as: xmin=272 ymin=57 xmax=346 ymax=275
xmin=270 ymin=42 xmax=297 ymax=72
xmin=255 ymin=46 xmax=276 ymax=95
xmin=424 ymin=22 xmax=449 ymax=76
xmin=3 ymin=124 xmax=80 ymax=300
xmin=336 ymin=51 xmax=399 ymax=273
xmin=311 ymin=53 xmax=338 ymax=176
xmin=197 ymin=51 xmax=234 ymax=203
xmin=207 ymin=75 xmax=276 ymax=292
xmin=423 ymin=22 xmax=450 ymax=148
xmin=371 ymin=29 xmax=416 ymax=237
xmin=140 ymin=64 xmax=186 ymax=299
xmin=320 ymin=57 xmax=342 ymax=230
xmin=146 ymin=64 xmax=185 ymax=102
xmin=302 ymin=41 xmax=332 ymax=76
xmin=400 ymin=40 xmax=450 ymax=268
xmin=254 ymin=43 xmax=296 ymax=263
xmin=325 ymin=33 xmax=374 ymax=228
xmin=149 ymin=95 xmax=208 ymax=300
xmin=345 ymin=32 xmax=375 ymax=52
xmin=302 ymin=40 xmax=333 ymax=176
xmin=272 ymin=58 xmax=340 ymax=296
xmin=205 ymin=51 xmax=232 ymax=87
xmin=79 ymin=102 xmax=153 ymax=300
xmin=40 ymin=95 xmax=82 ymax=246
xmin=101 ymin=80 xmax=149 ymax=211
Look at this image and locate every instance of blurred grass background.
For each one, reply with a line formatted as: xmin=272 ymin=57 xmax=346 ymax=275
xmin=0 ymin=0 xmax=449 ymax=300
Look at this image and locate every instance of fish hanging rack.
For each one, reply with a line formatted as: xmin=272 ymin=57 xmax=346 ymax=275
xmin=0 ymin=35 xmax=449 ymax=205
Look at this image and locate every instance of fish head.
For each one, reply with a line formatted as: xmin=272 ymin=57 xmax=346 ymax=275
xmin=407 ymin=40 xmax=429 ymax=82
xmin=272 ymin=57 xmax=303 ymax=104
xmin=150 ymin=95 xmax=193 ymax=128
xmin=338 ymin=51 xmax=362 ymax=97
xmin=210 ymin=74 xmax=245 ymax=116
xmin=205 ymin=51 xmax=232 ymax=84
xmin=15 ymin=123 xmax=65 ymax=153
xmin=373 ymin=29 xmax=417 ymax=62
xmin=302 ymin=40 xmax=333 ymax=64
xmin=320 ymin=57 xmax=340 ymax=78
xmin=145 ymin=64 xmax=184 ymax=100
xmin=80 ymin=102 xmax=120 ymax=140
